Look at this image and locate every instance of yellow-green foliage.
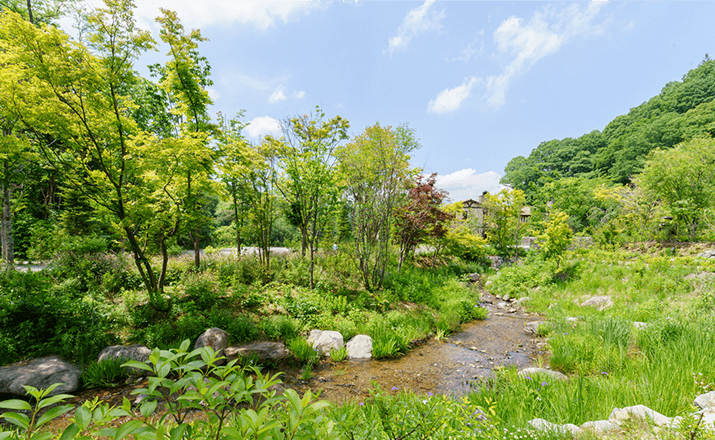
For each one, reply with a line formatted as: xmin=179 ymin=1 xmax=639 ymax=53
xmin=441 ymin=202 xmax=488 ymax=262
xmin=538 ymin=211 xmax=573 ymax=261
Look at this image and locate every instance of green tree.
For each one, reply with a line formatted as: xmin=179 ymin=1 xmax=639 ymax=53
xmin=634 ymin=137 xmax=715 ymax=241
xmin=483 ymin=188 xmax=526 ymax=257
xmin=154 ymin=8 xmax=217 ymax=268
xmin=0 ymin=2 xmax=190 ymax=299
xmin=538 ymin=211 xmax=573 ymax=264
xmin=337 ymin=123 xmax=418 ymax=290
xmin=273 ymin=107 xmax=349 ymax=289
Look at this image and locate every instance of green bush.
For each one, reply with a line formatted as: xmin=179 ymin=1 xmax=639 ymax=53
xmin=288 ymin=337 xmax=321 ymax=365
xmin=81 ymin=357 xmax=129 ymax=389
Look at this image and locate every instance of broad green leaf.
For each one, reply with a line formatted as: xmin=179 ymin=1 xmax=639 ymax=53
xmin=0 ymin=400 xmax=31 ymax=411
xmin=115 ymin=420 xmax=144 ymax=440
xmin=74 ymin=406 xmax=90 ymax=431
xmin=121 ymin=361 xmax=153 ymax=373
xmin=60 ymin=423 xmax=80 ymax=440
xmin=1 ymin=412 xmax=30 ymax=430
xmin=168 ymin=424 xmax=187 ymax=440
xmin=36 ymin=404 xmax=74 ymax=428
xmin=37 ymin=394 xmax=74 ymax=410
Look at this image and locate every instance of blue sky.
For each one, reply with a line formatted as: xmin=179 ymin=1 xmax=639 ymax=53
xmin=64 ymin=1 xmax=715 ymax=202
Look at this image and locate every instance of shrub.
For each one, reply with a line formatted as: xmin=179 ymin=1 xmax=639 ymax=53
xmin=82 ymin=357 xmax=129 ymax=389
xmin=288 ymin=337 xmax=321 ymax=365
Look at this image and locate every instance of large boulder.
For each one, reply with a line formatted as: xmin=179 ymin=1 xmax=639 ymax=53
xmin=580 ymin=295 xmax=613 ymax=311
xmin=195 ymin=328 xmax=230 ymax=364
xmin=695 ymin=391 xmax=715 ymax=410
xmin=225 ymin=341 xmax=290 ymax=364
xmin=609 ymin=405 xmax=672 ymax=427
xmin=346 ymin=335 xmax=373 ymax=360
xmin=0 ymin=356 xmax=81 ymax=396
xmin=98 ymin=344 xmax=152 ymax=375
xmin=307 ymin=330 xmax=344 ymax=356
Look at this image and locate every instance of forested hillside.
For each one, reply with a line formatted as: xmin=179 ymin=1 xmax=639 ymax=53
xmin=502 ymin=56 xmax=715 ymax=195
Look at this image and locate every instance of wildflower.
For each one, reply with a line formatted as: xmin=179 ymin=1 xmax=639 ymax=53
xmin=526 ymin=375 xmax=532 ymax=380
xmin=428 ymin=392 xmax=433 ymax=397
xmin=541 ymin=381 xmax=548 ymax=387
xmin=391 ymin=386 xmax=399 ymax=391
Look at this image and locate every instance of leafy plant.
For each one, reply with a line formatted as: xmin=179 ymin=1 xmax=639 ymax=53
xmin=0 ymin=383 xmax=74 ymax=439
xmin=288 ymin=337 xmax=321 ymax=366
xmin=81 ymin=357 xmax=129 ymax=389
xmin=329 ymin=346 xmax=347 ymax=362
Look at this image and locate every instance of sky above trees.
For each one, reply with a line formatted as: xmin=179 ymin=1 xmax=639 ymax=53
xmin=60 ymin=0 xmax=715 ymax=202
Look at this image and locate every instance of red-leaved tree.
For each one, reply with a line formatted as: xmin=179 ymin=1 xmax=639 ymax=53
xmin=394 ymin=173 xmax=452 ymax=271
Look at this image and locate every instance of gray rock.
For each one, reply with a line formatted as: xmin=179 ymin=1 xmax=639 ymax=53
xmin=225 ymin=341 xmax=290 ymax=363
xmin=308 ymin=330 xmax=344 ymax=356
xmin=580 ymin=420 xmax=618 ymax=432
xmin=0 ymin=356 xmax=81 ymax=396
xmin=609 ymin=405 xmax=672 ymax=427
xmin=195 ymin=328 xmax=230 ymax=364
xmin=695 ymin=391 xmax=715 ymax=410
xmin=524 ymin=321 xmax=543 ymax=335
xmin=98 ymin=344 xmax=153 ymax=375
xmin=466 ymin=273 xmax=481 ymax=283
xmin=502 ymin=294 xmax=510 ymax=301
xmin=518 ymin=367 xmax=567 ymax=381
xmin=580 ymin=295 xmax=613 ymax=311
xmin=516 ymin=297 xmax=531 ymax=306
xmin=346 ymin=335 xmax=372 ymax=360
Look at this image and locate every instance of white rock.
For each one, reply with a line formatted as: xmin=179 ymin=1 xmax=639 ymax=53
xmin=346 ymin=335 xmax=373 ymax=360
xmin=527 ymin=419 xmax=581 ymax=435
xmin=580 ymin=420 xmax=618 ymax=432
xmin=518 ymin=367 xmax=567 ymax=381
xmin=609 ymin=405 xmax=672 ymax=427
xmin=566 ymin=317 xmax=579 ymax=327
xmin=695 ymin=391 xmax=715 ymax=410
xmin=580 ymin=296 xmax=613 ymax=311
xmin=308 ymin=330 xmax=344 ymax=356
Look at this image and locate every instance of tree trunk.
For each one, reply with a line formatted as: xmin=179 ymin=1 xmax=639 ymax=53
xmin=193 ymin=229 xmax=201 ymax=268
xmin=231 ymin=184 xmax=241 ymax=257
xmin=1 ymin=177 xmax=14 ymax=267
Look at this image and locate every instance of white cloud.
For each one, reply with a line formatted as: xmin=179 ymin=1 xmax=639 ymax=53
xmin=427 ymin=77 xmax=478 ymax=114
xmin=484 ymin=2 xmax=605 ymax=107
xmin=267 ymin=86 xmax=305 ymax=103
xmin=434 ymin=169 xmax=504 ymax=203
xmin=137 ymin=1 xmax=321 ymax=31
xmin=268 ymin=87 xmax=287 ymax=104
xmin=245 ymin=116 xmax=282 ymax=139
xmin=426 ymin=2 xmax=606 ymax=111
xmin=70 ymin=1 xmax=321 ymax=34
xmin=386 ymin=0 xmax=445 ymax=56
xmin=206 ymin=87 xmax=221 ymax=102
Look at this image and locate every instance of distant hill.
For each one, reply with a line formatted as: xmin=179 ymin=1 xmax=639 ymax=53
xmin=502 ymin=56 xmax=715 ymax=197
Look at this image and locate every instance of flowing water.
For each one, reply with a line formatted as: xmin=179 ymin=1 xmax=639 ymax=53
xmin=283 ymin=292 xmax=544 ymax=402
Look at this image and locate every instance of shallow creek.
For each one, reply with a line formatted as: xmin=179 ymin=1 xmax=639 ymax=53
xmin=284 ymin=292 xmax=543 ymax=402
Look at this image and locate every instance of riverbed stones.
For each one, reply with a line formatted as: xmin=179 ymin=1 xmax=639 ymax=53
xmin=195 ymin=327 xmax=230 ymax=364
xmin=580 ymin=295 xmax=613 ymax=311
xmin=98 ymin=344 xmax=152 ymax=375
xmin=609 ymin=405 xmax=672 ymax=427
xmin=518 ymin=367 xmax=567 ymax=381
xmin=225 ymin=341 xmax=290 ymax=363
xmin=346 ymin=335 xmax=372 ymax=360
xmin=308 ymin=330 xmax=344 ymax=356
xmin=0 ymin=356 xmax=81 ymax=396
